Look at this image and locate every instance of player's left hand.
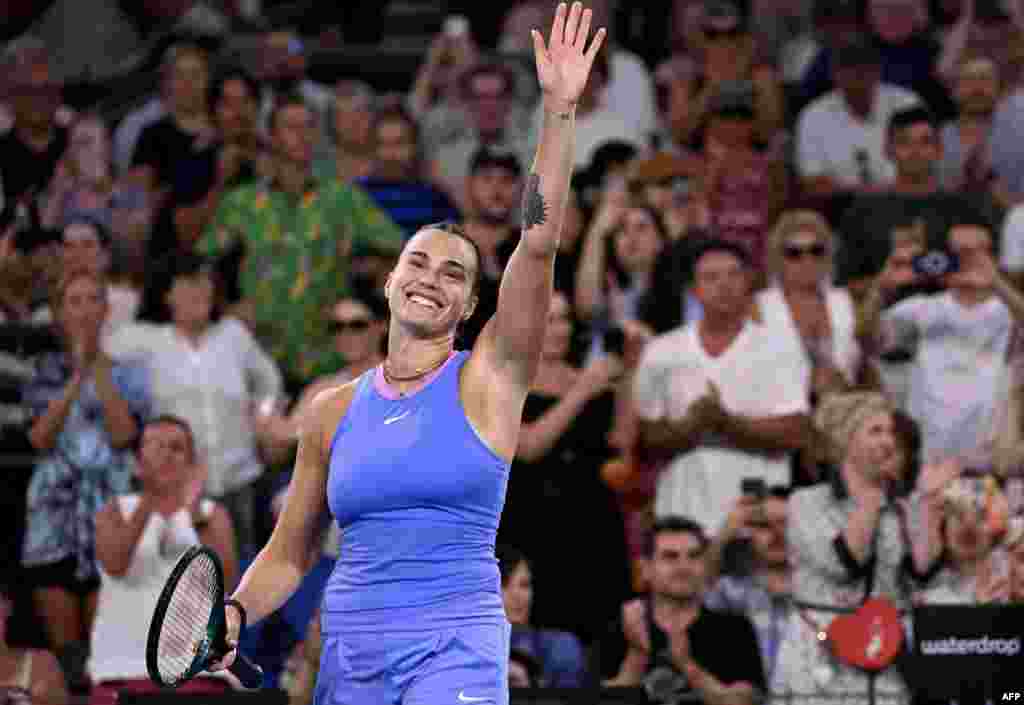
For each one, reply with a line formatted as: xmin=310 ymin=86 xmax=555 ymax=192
xmin=531 ymin=2 xmax=606 ymax=112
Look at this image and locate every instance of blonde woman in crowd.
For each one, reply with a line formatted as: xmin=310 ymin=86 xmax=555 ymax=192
xmin=756 ymin=211 xmax=863 ymax=404
xmin=772 ymin=393 xmax=953 ymax=705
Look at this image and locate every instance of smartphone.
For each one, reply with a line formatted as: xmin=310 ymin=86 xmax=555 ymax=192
xmin=911 ymin=249 xmax=959 ymax=278
xmin=741 ymin=477 xmax=767 ymax=500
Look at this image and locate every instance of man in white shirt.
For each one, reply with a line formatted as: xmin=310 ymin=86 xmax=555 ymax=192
xmin=795 ymin=35 xmax=921 ymax=199
xmin=633 ymin=239 xmax=810 ymax=533
xmin=861 ymin=215 xmax=1024 ymax=460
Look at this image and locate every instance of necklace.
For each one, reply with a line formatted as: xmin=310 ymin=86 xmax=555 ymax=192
xmin=382 ymin=354 xmax=449 ymax=389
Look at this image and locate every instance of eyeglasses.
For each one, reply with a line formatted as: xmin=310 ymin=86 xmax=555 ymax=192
xmin=329 ymin=318 xmax=371 ymax=334
xmin=783 ymin=243 xmax=827 ymax=260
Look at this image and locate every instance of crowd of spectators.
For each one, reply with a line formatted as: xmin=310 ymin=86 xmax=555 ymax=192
xmin=5 ymin=0 xmax=1024 ymax=703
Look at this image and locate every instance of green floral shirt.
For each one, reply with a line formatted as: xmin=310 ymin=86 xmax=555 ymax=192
xmin=202 ymin=178 xmax=402 ymax=383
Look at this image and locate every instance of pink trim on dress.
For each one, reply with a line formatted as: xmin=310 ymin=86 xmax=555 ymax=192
xmin=373 ymin=351 xmax=460 ymax=400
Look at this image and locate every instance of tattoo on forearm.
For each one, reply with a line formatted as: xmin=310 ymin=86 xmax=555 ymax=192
xmin=522 ymin=173 xmax=548 ymax=230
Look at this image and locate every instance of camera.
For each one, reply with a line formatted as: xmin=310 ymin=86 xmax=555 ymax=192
xmin=911 ymin=249 xmax=959 ymax=278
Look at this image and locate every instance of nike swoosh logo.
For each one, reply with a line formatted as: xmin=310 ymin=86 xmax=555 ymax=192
xmin=457 ymin=693 xmax=489 ymax=703
xmin=384 ymin=410 xmax=411 ymax=425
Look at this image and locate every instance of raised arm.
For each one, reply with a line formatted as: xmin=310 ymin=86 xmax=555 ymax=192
xmin=480 ymin=1 xmax=605 ymax=386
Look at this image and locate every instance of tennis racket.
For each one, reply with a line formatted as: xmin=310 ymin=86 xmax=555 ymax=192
xmin=146 ymin=545 xmax=264 ymax=690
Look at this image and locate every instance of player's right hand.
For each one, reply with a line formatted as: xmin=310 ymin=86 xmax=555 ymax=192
xmin=208 ymin=605 xmax=242 ymax=672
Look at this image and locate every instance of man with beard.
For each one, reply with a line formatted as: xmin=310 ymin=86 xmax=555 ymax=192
xmin=459 ymin=146 xmax=523 ymax=347
xmin=602 ymin=517 xmax=765 ymax=705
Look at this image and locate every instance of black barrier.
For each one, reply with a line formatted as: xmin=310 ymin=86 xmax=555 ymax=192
xmin=116 ymin=689 xmax=917 ymax=705
xmin=117 ymin=690 xmax=645 ymax=705
xmin=907 ymin=604 xmax=1024 ymax=704
xmin=510 ymin=687 xmax=648 ymax=704
xmin=118 ymin=694 xmax=288 ymax=705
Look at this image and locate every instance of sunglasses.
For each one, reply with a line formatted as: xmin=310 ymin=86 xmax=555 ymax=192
xmin=783 ymin=243 xmax=826 ymax=260
xmin=329 ymin=318 xmax=371 ymax=334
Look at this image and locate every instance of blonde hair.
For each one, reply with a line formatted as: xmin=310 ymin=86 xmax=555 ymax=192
xmin=764 ymin=210 xmax=838 ymax=285
xmin=814 ymin=392 xmax=892 ymax=465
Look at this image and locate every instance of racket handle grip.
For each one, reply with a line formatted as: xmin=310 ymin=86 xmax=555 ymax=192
xmin=229 ymin=652 xmax=264 ymax=689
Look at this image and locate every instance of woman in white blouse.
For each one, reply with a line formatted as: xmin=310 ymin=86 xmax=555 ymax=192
xmin=104 ymin=254 xmax=283 ymax=558
xmin=756 ymin=210 xmax=863 ymax=402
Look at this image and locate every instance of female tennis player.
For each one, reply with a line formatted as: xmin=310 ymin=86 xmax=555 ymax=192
xmin=211 ymin=4 xmax=605 ymax=703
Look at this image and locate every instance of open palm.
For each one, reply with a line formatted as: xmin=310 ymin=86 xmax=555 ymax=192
xmin=531 ymin=2 xmax=606 ymax=109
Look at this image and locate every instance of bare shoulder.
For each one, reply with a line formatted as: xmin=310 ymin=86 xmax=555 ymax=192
xmin=305 ymin=378 xmax=360 ymax=454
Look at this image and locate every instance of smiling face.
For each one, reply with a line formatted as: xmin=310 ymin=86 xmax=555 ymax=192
xmin=385 ymin=228 xmax=479 ymax=338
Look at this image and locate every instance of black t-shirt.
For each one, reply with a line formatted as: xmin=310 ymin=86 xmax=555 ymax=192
xmin=597 ymin=601 xmax=767 ymax=694
xmin=131 ymin=116 xmax=204 ymax=187
xmin=0 ymin=127 xmax=67 ymax=206
xmin=835 ymin=191 xmax=975 ymax=286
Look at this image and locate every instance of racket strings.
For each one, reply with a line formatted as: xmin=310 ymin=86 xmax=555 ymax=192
xmin=156 ymin=553 xmax=219 ymax=684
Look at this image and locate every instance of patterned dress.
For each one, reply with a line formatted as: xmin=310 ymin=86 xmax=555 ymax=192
xmin=772 ymin=481 xmax=922 ymax=705
xmin=21 ymin=352 xmax=151 ymax=581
